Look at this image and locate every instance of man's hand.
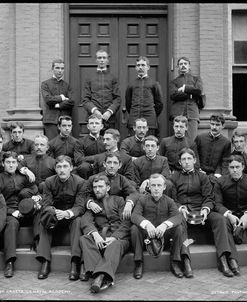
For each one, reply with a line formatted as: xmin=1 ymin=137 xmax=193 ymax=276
xmin=104 ymin=237 xmax=117 ymax=247
xmin=156 ymin=223 xmax=167 ymax=238
xmin=238 ymin=213 xmax=247 ymax=230
xmin=227 ymin=213 xmax=240 ymax=228
xmin=92 ymin=232 xmax=106 ymax=250
xmin=178 ymin=84 xmax=185 ymax=92
xmin=88 ymin=201 xmax=102 ymax=213
xmin=25 ymin=168 xmax=36 ymax=183
xmin=139 ymin=179 xmax=149 ymax=194
xmin=12 ymin=210 xmax=23 ymax=219
xmin=146 ymin=222 xmax=156 ymax=238
xmin=55 ymin=103 xmax=60 ymax=108
xmin=17 ymin=155 xmax=24 ymax=162
xmin=132 ymin=157 xmax=137 ymax=161
xmin=93 ymin=109 xmax=103 ymax=119
xmin=122 ymin=201 xmax=132 ymax=220
xmin=102 ymin=111 xmax=111 ymax=121
xmin=200 ymin=208 xmax=208 ymax=224
xmin=214 ymin=173 xmax=222 ymax=178
xmin=180 ymin=207 xmax=189 ymax=220
xmin=55 ymin=209 xmax=70 ymax=220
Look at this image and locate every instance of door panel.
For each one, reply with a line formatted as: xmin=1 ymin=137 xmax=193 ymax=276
xmin=70 ymin=15 xmax=167 ymax=138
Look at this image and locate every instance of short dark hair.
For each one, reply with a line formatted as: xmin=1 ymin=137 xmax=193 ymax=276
xmin=177 ymin=56 xmax=190 ymax=66
xmin=92 ymin=174 xmax=110 ymax=186
xmin=210 ymin=114 xmax=225 ymax=125
xmin=2 ymin=151 xmax=18 ymax=162
xmin=52 ymin=58 xmax=64 ymax=68
xmin=134 ymin=118 xmax=148 ymax=127
xmin=58 ymin=115 xmax=72 ymax=126
xmin=143 ymin=135 xmax=159 ymax=146
xmin=232 ymin=130 xmax=247 ymax=144
xmin=9 ymin=122 xmax=24 ymax=133
xmin=136 ymin=56 xmax=150 ymax=65
xmin=104 ymin=129 xmax=120 ymax=142
xmin=55 ymin=155 xmax=73 ymax=166
xmin=104 ymin=151 xmax=121 ymax=164
xmin=149 ymin=173 xmax=166 ymax=184
xmin=87 ymin=114 xmax=103 ymax=123
xmin=179 ymin=147 xmax=196 ymax=159
xmin=173 ymin=115 xmax=188 ymax=126
xmin=96 ymin=49 xmax=109 ymax=58
xmin=227 ymin=155 xmax=244 ymax=166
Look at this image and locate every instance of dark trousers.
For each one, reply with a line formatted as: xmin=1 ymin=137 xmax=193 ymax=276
xmin=80 ymin=234 xmax=129 ymax=282
xmin=77 ymin=162 xmax=94 ymax=180
xmin=36 ymin=216 xmax=82 ymax=262
xmin=184 ymin=212 xmax=238 ymax=260
xmin=43 ymin=124 xmax=58 ymax=141
xmin=131 ymin=224 xmax=190 ymax=263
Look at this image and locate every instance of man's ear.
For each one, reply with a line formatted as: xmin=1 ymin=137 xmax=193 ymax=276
xmin=106 ymin=185 xmax=111 ymax=192
xmin=103 ymin=162 xmax=106 ymax=169
xmin=179 ymin=160 xmax=182 ymax=166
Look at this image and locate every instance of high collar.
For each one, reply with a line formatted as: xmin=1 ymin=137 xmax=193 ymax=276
xmin=52 ymin=75 xmax=63 ymax=82
xmin=97 ymin=68 xmax=107 ymax=73
xmin=182 ymin=168 xmax=195 ymax=175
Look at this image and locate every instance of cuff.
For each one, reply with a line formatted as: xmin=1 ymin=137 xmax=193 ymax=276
xmin=178 ymin=205 xmax=187 ymax=212
xmin=201 ymin=207 xmax=210 ymax=214
xmin=107 ymin=109 xmax=113 ymax=115
xmin=140 ymin=220 xmax=150 ymax=230
xmin=163 ymin=220 xmax=173 ymax=229
xmin=86 ymin=199 xmax=94 ymax=209
xmin=244 ymin=211 xmax=247 ymax=215
xmin=60 ymin=94 xmax=66 ymax=101
xmin=65 ymin=210 xmax=74 ymax=219
xmin=91 ymin=107 xmax=97 ymax=114
xmin=126 ymin=199 xmax=134 ymax=207
xmin=224 ymin=210 xmax=232 ymax=217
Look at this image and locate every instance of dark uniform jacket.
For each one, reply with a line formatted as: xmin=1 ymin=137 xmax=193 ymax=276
xmin=81 ymin=195 xmax=131 ymax=240
xmin=170 ymin=72 xmax=203 ymax=121
xmin=84 ymin=171 xmax=139 ymax=206
xmin=133 ymin=155 xmax=171 ymax=186
xmin=120 ymin=136 xmax=145 ymax=158
xmin=82 ymin=70 xmax=121 ymax=125
xmin=93 ymin=151 xmax=135 ymax=181
xmin=0 ymin=171 xmax=38 ymax=215
xmin=42 ymin=174 xmax=85 ymax=217
xmin=192 ymin=132 xmax=231 ymax=175
xmin=20 ymin=154 xmax=56 ymax=186
xmin=74 ymin=134 xmax=105 ymax=166
xmin=170 ymin=170 xmax=215 ymax=212
xmin=214 ymin=173 xmax=247 ymax=217
xmin=3 ymin=138 xmax=35 ymax=155
xmin=125 ymin=77 xmax=163 ymax=129
xmin=131 ymin=193 xmax=182 ymax=228
xmin=160 ymin=135 xmax=192 ymax=171
xmin=41 ymin=77 xmax=74 ymax=124
xmin=48 ymin=135 xmax=78 ymax=162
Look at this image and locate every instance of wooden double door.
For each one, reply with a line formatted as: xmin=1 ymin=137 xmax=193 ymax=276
xmin=70 ymin=14 xmax=168 ymax=138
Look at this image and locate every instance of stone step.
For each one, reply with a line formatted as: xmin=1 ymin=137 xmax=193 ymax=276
xmin=0 ymin=244 xmax=246 ymax=273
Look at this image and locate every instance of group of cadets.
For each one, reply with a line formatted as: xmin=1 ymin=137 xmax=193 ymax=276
xmin=0 ymin=49 xmax=246 ymax=294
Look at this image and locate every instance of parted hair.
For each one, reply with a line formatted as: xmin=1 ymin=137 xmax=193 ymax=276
xmin=52 ymin=58 xmax=64 ymax=68
xmin=104 ymin=128 xmax=120 ymax=142
xmin=173 ymin=115 xmax=188 ymax=126
xmin=9 ymin=122 xmax=24 ymax=132
xmin=2 ymin=151 xmax=18 ymax=162
xmin=179 ymin=147 xmax=196 ymax=159
xmin=210 ymin=113 xmax=225 ymax=125
xmin=58 ymin=115 xmax=72 ymax=126
xmin=231 ymin=130 xmax=247 ymax=143
xmin=104 ymin=151 xmax=122 ymax=163
xmin=92 ymin=174 xmax=110 ymax=186
xmin=55 ymin=155 xmax=73 ymax=166
xmin=142 ymin=135 xmax=159 ymax=146
xmin=227 ymin=155 xmax=244 ymax=166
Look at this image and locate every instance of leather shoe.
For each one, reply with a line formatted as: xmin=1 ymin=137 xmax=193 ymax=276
xmin=133 ymin=261 xmax=143 ymax=279
xmin=90 ymin=274 xmax=104 ymax=293
xmin=79 ymin=263 xmax=91 ymax=281
xmin=218 ymin=254 xmax=234 ymax=277
xmin=228 ymin=258 xmax=240 ymax=276
xmin=183 ymin=257 xmax=194 ymax=278
xmin=4 ymin=261 xmax=14 ymax=278
xmin=100 ymin=279 xmax=114 ymax=292
xmin=69 ymin=261 xmax=80 ymax=281
xmin=170 ymin=261 xmax=183 ymax=278
xmin=38 ymin=260 xmax=50 ymax=279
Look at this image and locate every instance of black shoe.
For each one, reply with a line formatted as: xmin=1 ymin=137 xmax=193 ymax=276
xmin=69 ymin=261 xmax=80 ymax=281
xmin=183 ymin=257 xmax=194 ymax=278
xmin=218 ymin=254 xmax=234 ymax=278
xmin=228 ymin=258 xmax=240 ymax=276
xmin=4 ymin=261 xmax=14 ymax=278
xmin=90 ymin=274 xmax=104 ymax=293
xmin=38 ymin=260 xmax=50 ymax=279
xmin=133 ymin=261 xmax=143 ymax=279
xmin=170 ymin=261 xmax=183 ymax=278
xmin=79 ymin=264 xmax=91 ymax=281
xmin=100 ymin=278 xmax=114 ymax=292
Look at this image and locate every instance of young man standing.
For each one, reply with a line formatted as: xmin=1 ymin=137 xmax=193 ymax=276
xmin=125 ymin=56 xmax=163 ymax=136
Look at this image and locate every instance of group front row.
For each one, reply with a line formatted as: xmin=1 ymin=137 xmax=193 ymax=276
xmin=0 ymin=148 xmax=246 ymax=294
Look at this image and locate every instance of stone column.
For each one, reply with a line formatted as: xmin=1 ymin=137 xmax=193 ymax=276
xmin=1 ymin=3 xmax=43 ymax=140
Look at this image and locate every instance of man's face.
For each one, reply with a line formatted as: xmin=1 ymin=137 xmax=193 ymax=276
xmin=87 ymin=118 xmax=103 ymax=135
xmin=233 ymin=136 xmax=246 ymax=152
xmin=173 ymin=121 xmax=187 ymax=138
xmin=210 ymin=120 xmax=223 ymax=136
xmin=55 ymin=160 xmax=72 ymax=181
xmin=178 ymin=59 xmax=190 ymax=74
xmin=103 ymin=133 xmax=117 ymax=151
xmin=96 ymin=51 xmax=109 ymax=69
xmin=133 ymin=121 xmax=148 ymax=139
xmin=228 ymin=160 xmax=244 ymax=181
xmin=34 ymin=137 xmax=49 ymax=156
xmin=103 ymin=155 xmax=122 ymax=176
xmin=58 ymin=119 xmax=72 ymax=137
xmin=53 ymin=63 xmax=65 ymax=79
xmin=143 ymin=140 xmax=159 ymax=158
xmin=3 ymin=156 xmax=18 ymax=174
xmin=179 ymin=152 xmax=196 ymax=171
xmin=11 ymin=126 xmax=24 ymax=142
xmin=0 ymin=137 xmax=3 ymax=153
xmin=149 ymin=177 xmax=166 ymax=200
xmin=135 ymin=59 xmax=150 ymax=77
xmin=93 ymin=180 xmax=110 ymax=200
